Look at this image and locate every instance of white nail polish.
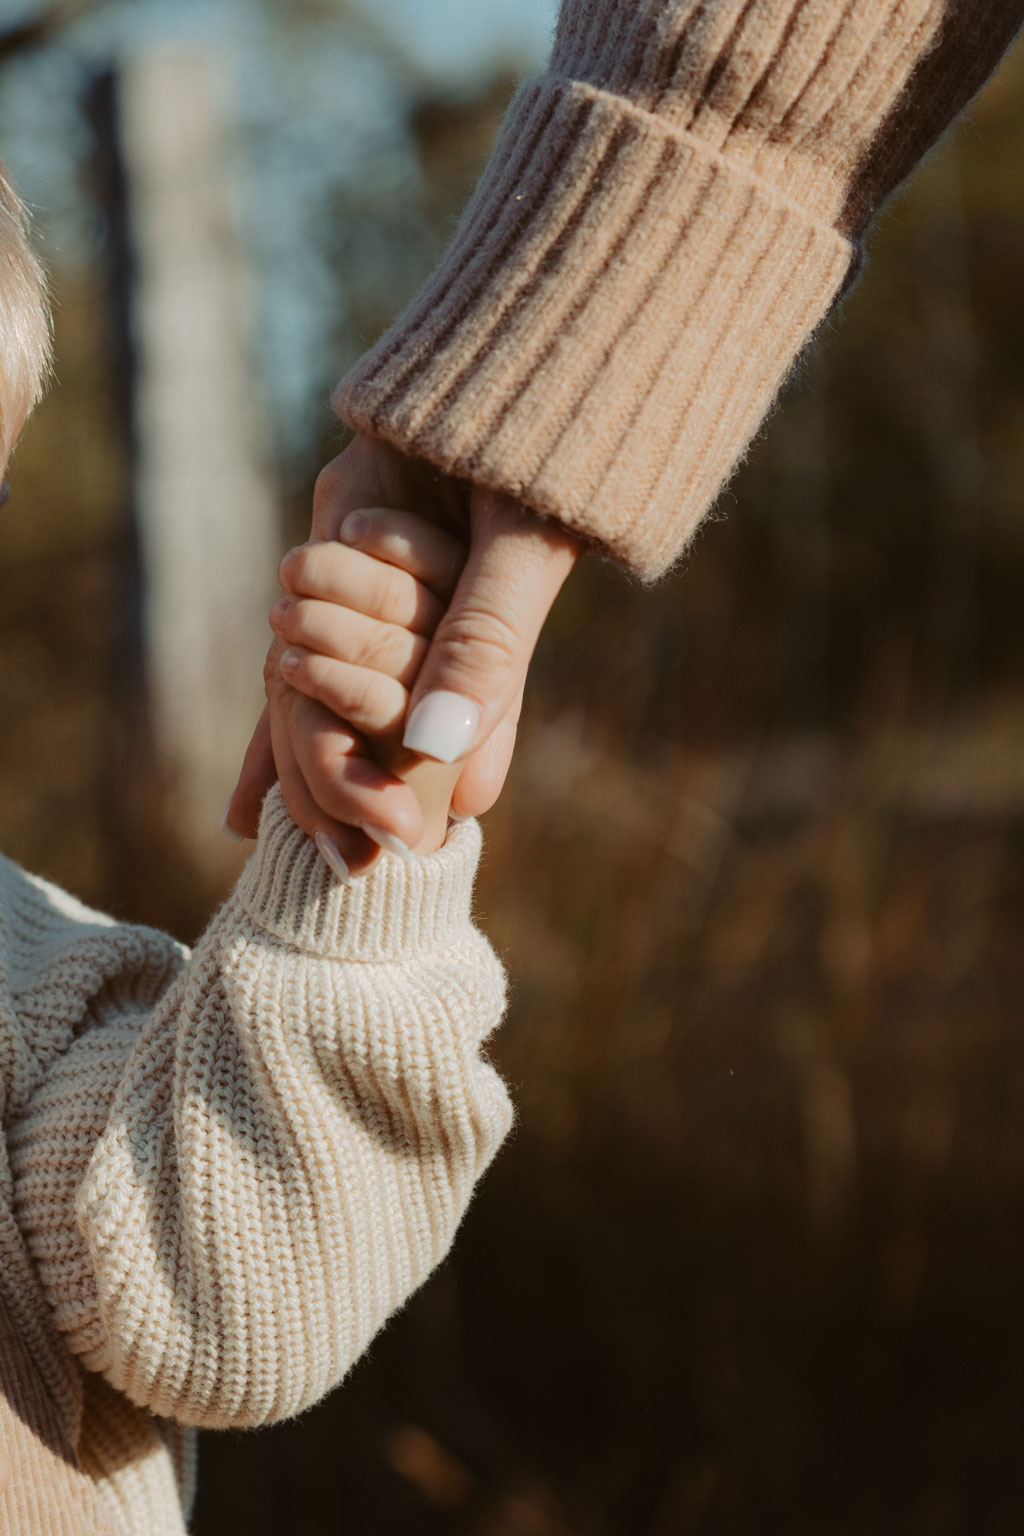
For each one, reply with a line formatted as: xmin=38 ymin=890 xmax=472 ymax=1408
xmin=314 ymin=830 xmax=350 ymax=883
xmin=403 ymin=691 xmax=480 ymax=763
xmin=360 ymin=824 xmax=414 ymax=860
xmin=220 ymin=798 xmax=246 ymax=841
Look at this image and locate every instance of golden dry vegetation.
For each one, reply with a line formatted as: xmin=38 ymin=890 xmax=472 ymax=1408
xmin=3 ymin=33 xmax=1024 ymax=1536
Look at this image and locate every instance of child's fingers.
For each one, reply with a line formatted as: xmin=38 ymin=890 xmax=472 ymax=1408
xmin=335 ymin=506 xmax=467 ymax=601
xmin=278 ymin=543 xmax=443 ymax=637
xmin=268 ymin=698 xmax=382 ymax=876
xmin=286 ymin=693 xmax=426 ymax=847
xmin=279 ymin=649 xmax=409 ymax=742
xmin=270 ymin=596 xmax=428 ymax=687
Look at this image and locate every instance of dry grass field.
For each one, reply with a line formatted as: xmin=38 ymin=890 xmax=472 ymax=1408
xmin=3 ymin=30 xmax=1024 ymax=1536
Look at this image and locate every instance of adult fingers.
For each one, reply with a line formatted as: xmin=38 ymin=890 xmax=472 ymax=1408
xmin=402 ymin=488 xmax=581 ymax=765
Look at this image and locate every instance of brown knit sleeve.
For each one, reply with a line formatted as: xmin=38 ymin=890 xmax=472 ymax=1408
xmin=334 ymin=0 xmax=1024 ymax=579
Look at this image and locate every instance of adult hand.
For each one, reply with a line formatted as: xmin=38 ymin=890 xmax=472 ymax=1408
xmin=225 ymin=433 xmax=582 ymax=843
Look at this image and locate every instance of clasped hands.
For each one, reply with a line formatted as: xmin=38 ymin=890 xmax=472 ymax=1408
xmin=224 ymin=433 xmax=581 ymax=867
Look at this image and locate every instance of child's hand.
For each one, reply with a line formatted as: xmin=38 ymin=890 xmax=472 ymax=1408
xmin=266 ymin=507 xmax=469 ymax=872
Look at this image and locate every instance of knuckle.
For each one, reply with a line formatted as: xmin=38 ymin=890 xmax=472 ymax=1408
xmin=345 ymin=671 xmax=380 ymax=721
xmin=437 ymin=605 xmax=522 ymax=680
xmin=369 ymin=563 xmax=398 ymax=616
xmin=361 ymin=623 xmax=403 ymax=676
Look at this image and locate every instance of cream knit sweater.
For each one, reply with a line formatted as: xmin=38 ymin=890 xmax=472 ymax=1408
xmin=336 ymin=0 xmax=1024 ymax=578
xmin=0 ymin=791 xmax=510 ymax=1535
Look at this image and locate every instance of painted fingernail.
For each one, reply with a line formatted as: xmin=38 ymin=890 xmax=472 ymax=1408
xmin=403 ymin=691 xmax=480 ymax=763
xmin=361 ymin=823 xmax=414 ymax=860
xmin=341 ymin=511 xmax=369 ymax=545
xmin=314 ymin=830 xmax=350 ymax=883
xmin=220 ymin=797 xmax=246 ymax=841
xmin=271 ymin=598 xmax=293 ymax=625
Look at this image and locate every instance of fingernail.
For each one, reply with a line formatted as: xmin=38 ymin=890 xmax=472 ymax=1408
xmin=314 ymin=830 xmax=350 ymax=883
xmin=271 ymin=598 xmax=293 ymax=625
xmin=448 ymin=811 xmax=472 ymax=824
xmin=403 ymin=691 xmax=480 ymax=763
xmin=220 ymin=797 xmax=246 ymax=841
xmin=341 ymin=511 xmax=369 ymax=545
xmin=280 ymin=647 xmax=301 ymax=675
xmin=360 ymin=823 xmax=414 ymax=860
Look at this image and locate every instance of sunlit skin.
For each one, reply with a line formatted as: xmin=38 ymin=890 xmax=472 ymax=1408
xmin=266 ymin=505 xmax=470 ymax=862
xmin=228 ymin=433 xmax=582 ymax=858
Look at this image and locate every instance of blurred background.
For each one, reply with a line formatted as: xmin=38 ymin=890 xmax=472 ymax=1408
xmin=3 ymin=2 xmax=1024 ymax=1532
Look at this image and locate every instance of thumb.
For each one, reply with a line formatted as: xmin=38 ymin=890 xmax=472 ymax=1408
xmin=450 ymin=687 xmax=522 ymax=819
xmin=402 ymin=488 xmax=581 ymax=765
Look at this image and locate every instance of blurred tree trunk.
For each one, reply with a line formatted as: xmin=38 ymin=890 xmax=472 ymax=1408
xmin=112 ymin=46 xmax=276 ymax=883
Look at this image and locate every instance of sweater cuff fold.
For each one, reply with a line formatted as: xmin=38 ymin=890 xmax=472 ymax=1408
xmin=237 ymin=787 xmax=482 ymax=961
xmin=335 ymin=74 xmax=854 ymax=580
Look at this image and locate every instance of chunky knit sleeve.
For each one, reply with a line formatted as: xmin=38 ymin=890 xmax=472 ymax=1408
xmin=6 ymin=790 xmax=510 ymax=1429
xmin=335 ymin=0 xmax=1024 ymax=578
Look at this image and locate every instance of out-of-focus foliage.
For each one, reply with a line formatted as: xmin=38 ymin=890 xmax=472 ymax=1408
xmin=3 ymin=5 xmax=1024 ymax=1532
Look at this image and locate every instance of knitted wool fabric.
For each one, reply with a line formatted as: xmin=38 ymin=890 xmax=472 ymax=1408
xmin=0 ymin=791 xmax=510 ymax=1535
xmin=336 ymin=0 xmax=1024 ymax=578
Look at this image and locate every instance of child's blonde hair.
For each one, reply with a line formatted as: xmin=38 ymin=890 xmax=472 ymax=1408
xmin=0 ymin=161 xmax=50 ymax=473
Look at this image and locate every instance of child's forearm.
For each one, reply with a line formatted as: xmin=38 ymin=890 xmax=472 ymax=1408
xmin=8 ymin=790 xmax=509 ymax=1427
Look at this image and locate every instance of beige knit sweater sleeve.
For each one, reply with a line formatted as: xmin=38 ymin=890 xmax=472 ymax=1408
xmin=335 ymin=0 xmax=1024 ymax=578
xmin=5 ymin=789 xmax=510 ymax=1430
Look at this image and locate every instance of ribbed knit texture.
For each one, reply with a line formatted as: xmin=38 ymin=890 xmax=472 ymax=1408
xmin=0 ymin=791 xmax=509 ymax=1535
xmin=336 ymin=0 xmax=1024 ymax=578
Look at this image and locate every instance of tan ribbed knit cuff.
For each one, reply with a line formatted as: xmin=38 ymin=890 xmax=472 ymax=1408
xmin=335 ymin=74 xmax=854 ymax=579
xmin=237 ymin=786 xmax=481 ymax=961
